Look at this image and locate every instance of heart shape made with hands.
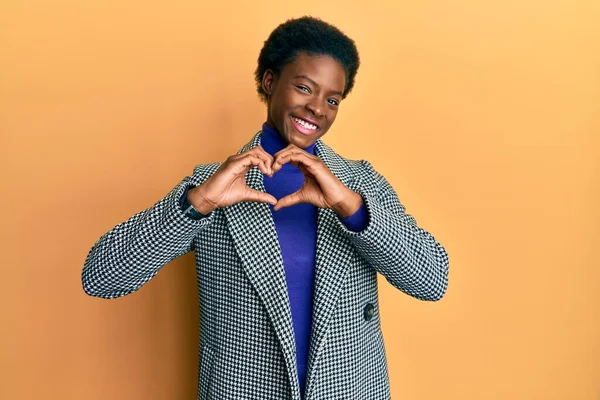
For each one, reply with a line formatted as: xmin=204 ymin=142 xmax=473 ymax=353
xmin=264 ymin=146 xmax=362 ymax=217
xmin=194 ymin=144 xmax=363 ymax=218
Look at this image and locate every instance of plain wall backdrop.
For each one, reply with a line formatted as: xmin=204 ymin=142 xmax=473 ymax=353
xmin=1 ymin=0 xmax=599 ymax=399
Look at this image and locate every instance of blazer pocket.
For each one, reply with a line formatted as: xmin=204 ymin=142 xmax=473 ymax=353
xmin=198 ymin=344 xmax=215 ymax=399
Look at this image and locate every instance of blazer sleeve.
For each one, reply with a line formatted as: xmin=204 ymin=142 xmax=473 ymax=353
xmin=81 ymin=163 xmax=220 ymax=299
xmin=334 ymin=160 xmax=449 ymax=301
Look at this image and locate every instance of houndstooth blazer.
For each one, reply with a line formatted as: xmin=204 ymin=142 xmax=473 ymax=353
xmin=82 ymin=131 xmax=449 ymax=400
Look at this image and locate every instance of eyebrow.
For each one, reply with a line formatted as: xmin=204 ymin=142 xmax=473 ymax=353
xmin=292 ymin=75 xmax=344 ymax=97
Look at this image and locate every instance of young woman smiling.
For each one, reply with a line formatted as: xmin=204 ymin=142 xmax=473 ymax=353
xmin=82 ymin=16 xmax=449 ymax=400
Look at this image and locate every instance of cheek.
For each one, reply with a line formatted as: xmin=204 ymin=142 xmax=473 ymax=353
xmin=286 ymin=91 xmax=305 ymax=108
xmin=325 ymin=109 xmax=338 ymax=124
xmin=270 ymin=98 xmax=286 ymax=122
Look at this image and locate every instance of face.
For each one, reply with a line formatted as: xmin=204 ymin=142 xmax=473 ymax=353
xmin=262 ymin=52 xmax=347 ymax=148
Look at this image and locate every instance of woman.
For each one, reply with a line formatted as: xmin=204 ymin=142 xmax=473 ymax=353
xmin=82 ymin=16 xmax=449 ymax=400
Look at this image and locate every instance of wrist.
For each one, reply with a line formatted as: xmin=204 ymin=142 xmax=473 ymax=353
xmin=331 ymin=191 xmax=363 ymax=219
xmin=188 ymin=186 xmax=217 ymax=215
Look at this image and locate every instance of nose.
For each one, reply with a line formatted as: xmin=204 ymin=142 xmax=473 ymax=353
xmin=306 ymin=97 xmax=325 ymax=118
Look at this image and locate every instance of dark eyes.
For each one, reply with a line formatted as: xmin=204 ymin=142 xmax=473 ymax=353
xmin=295 ymin=85 xmax=340 ymax=106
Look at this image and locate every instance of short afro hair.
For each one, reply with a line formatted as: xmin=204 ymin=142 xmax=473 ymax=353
xmin=255 ymin=16 xmax=360 ymax=103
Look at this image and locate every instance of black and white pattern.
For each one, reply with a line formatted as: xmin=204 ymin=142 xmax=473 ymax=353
xmin=82 ymin=131 xmax=449 ymax=400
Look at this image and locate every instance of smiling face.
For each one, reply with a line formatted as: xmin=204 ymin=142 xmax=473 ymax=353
xmin=262 ymin=52 xmax=347 ymax=148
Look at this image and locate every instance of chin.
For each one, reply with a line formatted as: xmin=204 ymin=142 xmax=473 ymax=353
xmin=288 ymin=132 xmax=316 ymax=148
xmin=284 ymin=120 xmax=324 ymax=148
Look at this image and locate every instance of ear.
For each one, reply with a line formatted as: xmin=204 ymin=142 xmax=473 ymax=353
xmin=261 ymin=69 xmax=277 ymax=97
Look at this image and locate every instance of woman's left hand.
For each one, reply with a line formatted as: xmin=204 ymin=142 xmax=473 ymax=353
xmin=271 ymin=144 xmax=363 ymax=218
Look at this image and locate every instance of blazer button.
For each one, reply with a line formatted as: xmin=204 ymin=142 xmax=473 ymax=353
xmin=363 ymin=303 xmax=375 ymax=321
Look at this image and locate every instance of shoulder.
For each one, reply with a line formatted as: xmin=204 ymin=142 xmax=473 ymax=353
xmin=323 ymin=146 xmax=399 ymax=204
xmin=316 ymin=140 xmax=384 ymax=187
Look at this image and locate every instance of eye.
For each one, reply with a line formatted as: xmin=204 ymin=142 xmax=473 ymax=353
xmin=296 ymin=85 xmax=311 ymax=93
xmin=327 ymin=98 xmax=340 ymax=106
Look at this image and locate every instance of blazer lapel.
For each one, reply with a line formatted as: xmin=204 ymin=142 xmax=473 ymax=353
xmin=304 ymin=140 xmax=359 ymax=398
xmin=223 ymin=132 xmax=300 ymax=399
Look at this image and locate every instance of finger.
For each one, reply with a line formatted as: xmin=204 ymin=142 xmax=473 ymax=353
xmin=251 ymin=147 xmax=274 ymax=176
xmin=273 ymin=191 xmax=302 ymax=211
xmin=272 ymin=149 xmax=301 ymax=172
xmin=253 ymin=146 xmax=275 ymax=169
xmin=273 ymin=144 xmax=318 ymax=161
xmin=273 ymin=152 xmax=317 ymax=173
xmin=272 ymin=145 xmax=300 ymax=162
xmin=242 ymin=146 xmax=273 ymax=176
xmin=235 ymin=153 xmax=270 ymax=176
xmin=237 ymin=146 xmax=273 ymax=168
xmin=245 ymin=189 xmax=278 ymax=205
xmin=257 ymin=159 xmax=271 ymax=176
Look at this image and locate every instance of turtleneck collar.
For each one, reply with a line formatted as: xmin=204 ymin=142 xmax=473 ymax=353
xmin=261 ymin=122 xmax=317 ymax=156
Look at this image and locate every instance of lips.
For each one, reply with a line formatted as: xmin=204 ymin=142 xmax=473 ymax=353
xmin=290 ymin=115 xmax=319 ymax=135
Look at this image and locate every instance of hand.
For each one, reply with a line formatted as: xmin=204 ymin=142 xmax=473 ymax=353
xmin=187 ymin=146 xmax=277 ymax=214
xmin=271 ymin=144 xmax=363 ymax=218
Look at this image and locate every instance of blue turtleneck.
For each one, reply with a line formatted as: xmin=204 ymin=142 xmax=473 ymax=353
xmin=260 ymin=123 xmax=368 ymax=395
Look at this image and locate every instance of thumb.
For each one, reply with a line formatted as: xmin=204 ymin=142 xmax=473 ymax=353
xmin=244 ymin=189 xmax=278 ymax=206
xmin=273 ymin=191 xmax=302 ymax=211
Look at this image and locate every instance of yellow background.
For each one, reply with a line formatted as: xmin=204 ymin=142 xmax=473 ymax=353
xmin=1 ymin=0 xmax=599 ymax=399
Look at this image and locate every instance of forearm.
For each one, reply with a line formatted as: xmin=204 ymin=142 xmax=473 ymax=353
xmin=337 ymin=192 xmax=448 ymax=301
xmin=334 ymin=160 xmax=449 ymax=301
xmin=82 ymin=163 xmax=220 ymax=299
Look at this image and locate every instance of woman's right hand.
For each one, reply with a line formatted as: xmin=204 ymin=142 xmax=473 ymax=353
xmin=187 ymin=146 xmax=277 ymax=215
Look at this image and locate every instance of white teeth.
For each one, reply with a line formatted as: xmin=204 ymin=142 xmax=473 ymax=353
xmin=293 ymin=117 xmax=317 ymax=130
